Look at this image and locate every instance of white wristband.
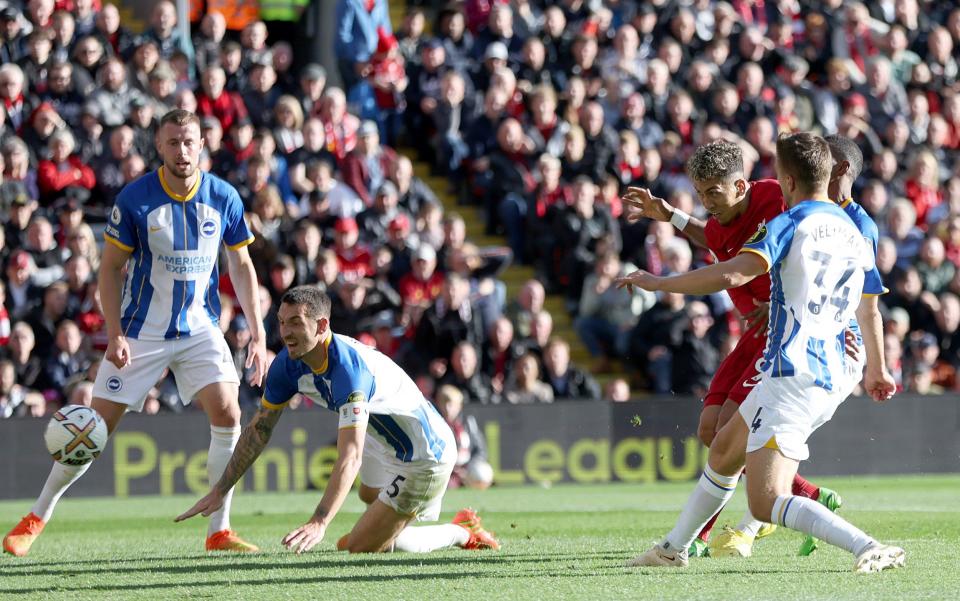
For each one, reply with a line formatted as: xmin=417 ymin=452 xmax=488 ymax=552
xmin=669 ymin=209 xmax=690 ymax=231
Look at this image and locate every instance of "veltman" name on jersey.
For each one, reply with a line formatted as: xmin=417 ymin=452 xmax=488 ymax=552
xmin=810 ymin=223 xmax=859 ymax=247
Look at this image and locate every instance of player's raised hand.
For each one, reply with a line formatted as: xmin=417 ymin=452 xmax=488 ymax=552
xmin=246 ymin=337 xmax=268 ymax=387
xmin=282 ymin=520 xmax=327 ymax=554
xmin=175 ymin=489 xmax=224 ymax=522
xmin=863 ymin=368 xmax=896 ymax=403
xmin=614 ymin=269 xmax=660 ymax=294
xmin=622 ymin=187 xmax=673 ymax=223
xmin=744 ymin=299 xmax=770 ymax=336
xmin=105 ymin=335 xmax=132 ymax=369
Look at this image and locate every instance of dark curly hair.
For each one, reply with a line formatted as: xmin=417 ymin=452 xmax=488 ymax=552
xmin=686 ymin=140 xmax=744 ymax=182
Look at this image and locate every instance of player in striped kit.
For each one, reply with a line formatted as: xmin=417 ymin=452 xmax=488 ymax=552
xmin=4 ymin=110 xmax=267 ymax=556
xmin=622 ymin=141 xmax=844 ymax=558
xmin=177 ymin=286 xmax=500 ymax=554
xmin=621 ymin=133 xmax=902 ymax=573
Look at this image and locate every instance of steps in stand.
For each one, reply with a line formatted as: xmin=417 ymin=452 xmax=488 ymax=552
xmin=387 ymin=4 xmax=630 ymax=392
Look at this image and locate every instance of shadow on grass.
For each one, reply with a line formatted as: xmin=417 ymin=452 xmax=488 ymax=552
xmin=0 ymin=563 xmax=857 ymax=595
xmin=1 ymin=565 xmax=636 ymax=595
xmin=1 ymin=549 xmax=629 ymax=577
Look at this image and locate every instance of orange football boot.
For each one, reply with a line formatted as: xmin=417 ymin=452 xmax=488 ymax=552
xmin=205 ymin=529 xmax=259 ymax=552
xmin=3 ymin=513 xmax=46 ymax=557
xmin=452 ymin=508 xmax=500 ymax=551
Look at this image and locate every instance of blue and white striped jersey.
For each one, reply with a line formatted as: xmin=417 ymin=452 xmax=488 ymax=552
xmin=741 ymin=200 xmax=878 ymax=391
xmin=103 ymin=168 xmax=254 ymax=341
xmin=840 ymin=197 xmax=887 ymax=296
xmin=262 ymin=334 xmax=450 ymax=464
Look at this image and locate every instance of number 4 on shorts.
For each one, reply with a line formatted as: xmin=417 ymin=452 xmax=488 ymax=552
xmin=750 ymin=407 xmax=763 ymax=434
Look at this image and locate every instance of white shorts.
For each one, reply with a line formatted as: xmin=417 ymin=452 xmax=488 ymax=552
xmin=739 ymin=351 xmax=863 ymax=462
xmin=359 ymin=443 xmax=456 ymax=522
xmin=92 ymin=328 xmax=240 ymax=412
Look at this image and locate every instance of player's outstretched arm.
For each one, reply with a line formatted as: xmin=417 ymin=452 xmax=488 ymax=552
xmin=615 ymin=252 xmax=767 ymax=296
xmin=855 ymin=294 xmax=896 ymax=402
xmin=282 ymin=423 xmax=365 ymax=554
xmin=622 ymin=187 xmax=709 ymax=248
xmin=175 ymin=405 xmax=283 ymax=522
xmin=226 ymin=244 xmax=268 ymax=386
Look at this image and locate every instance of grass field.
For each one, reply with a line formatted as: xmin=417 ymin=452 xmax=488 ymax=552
xmin=1 ymin=474 xmax=957 ymax=600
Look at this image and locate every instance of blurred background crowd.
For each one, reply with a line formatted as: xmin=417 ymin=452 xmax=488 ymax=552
xmin=1 ymin=0 xmax=959 ymax=444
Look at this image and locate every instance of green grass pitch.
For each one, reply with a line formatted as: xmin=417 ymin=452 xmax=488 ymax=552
xmin=1 ymin=475 xmax=957 ymax=600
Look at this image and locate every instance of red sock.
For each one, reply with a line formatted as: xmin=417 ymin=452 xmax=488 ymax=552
xmin=697 ymin=510 xmax=721 ymax=542
xmin=792 ymin=473 xmax=820 ymax=499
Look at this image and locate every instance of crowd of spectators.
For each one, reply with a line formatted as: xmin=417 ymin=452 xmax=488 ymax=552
xmin=0 ymin=0 xmax=611 ymax=421
xmin=388 ymin=0 xmax=960 ymax=396
xmin=2 ymin=0 xmax=960 ymax=423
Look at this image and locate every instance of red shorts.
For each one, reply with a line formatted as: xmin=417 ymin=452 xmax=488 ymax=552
xmin=703 ymin=331 xmax=767 ymax=407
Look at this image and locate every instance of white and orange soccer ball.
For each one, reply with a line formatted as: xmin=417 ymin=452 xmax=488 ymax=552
xmin=44 ymin=405 xmax=108 ymax=466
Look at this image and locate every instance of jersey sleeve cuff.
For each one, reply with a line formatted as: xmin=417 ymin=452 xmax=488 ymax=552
xmin=738 ymin=248 xmax=772 ymax=273
xmin=227 ymin=236 xmax=255 ymax=250
xmin=261 ymin=396 xmax=287 ymax=410
xmin=104 ymin=235 xmax=134 ymax=252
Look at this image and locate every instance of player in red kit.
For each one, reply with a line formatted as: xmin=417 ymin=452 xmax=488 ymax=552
xmin=623 ymin=140 xmax=842 ymax=558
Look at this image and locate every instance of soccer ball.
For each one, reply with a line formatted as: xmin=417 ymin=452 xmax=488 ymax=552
xmin=44 ymin=405 xmax=109 ymax=466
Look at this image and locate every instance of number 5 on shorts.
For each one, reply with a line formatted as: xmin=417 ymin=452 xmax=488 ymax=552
xmin=386 ymin=475 xmax=407 ymax=499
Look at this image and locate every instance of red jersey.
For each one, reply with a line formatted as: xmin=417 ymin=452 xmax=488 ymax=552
xmin=703 ymin=179 xmax=787 ymax=318
xmin=196 ymin=91 xmax=248 ymax=133
xmin=371 ymin=56 xmax=406 ymax=110
xmin=323 ymin=114 xmax=360 ymax=162
xmin=904 ymin=179 xmax=942 ymax=229
xmin=0 ymin=305 xmax=9 ymax=346
xmin=533 ymin=184 xmax=571 ymax=218
xmin=335 ymin=246 xmax=374 ymax=280
xmin=398 ymin=271 xmax=444 ymax=306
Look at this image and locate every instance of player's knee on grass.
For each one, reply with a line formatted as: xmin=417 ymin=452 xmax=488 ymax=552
xmin=346 ymin=536 xmax=390 ymax=554
xmin=347 ymin=500 xmax=413 ymax=553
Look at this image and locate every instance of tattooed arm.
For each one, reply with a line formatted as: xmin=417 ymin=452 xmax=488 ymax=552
xmin=212 ymin=406 xmax=283 ymax=495
xmin=175 ymin=405 xmax=284 ymax=522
